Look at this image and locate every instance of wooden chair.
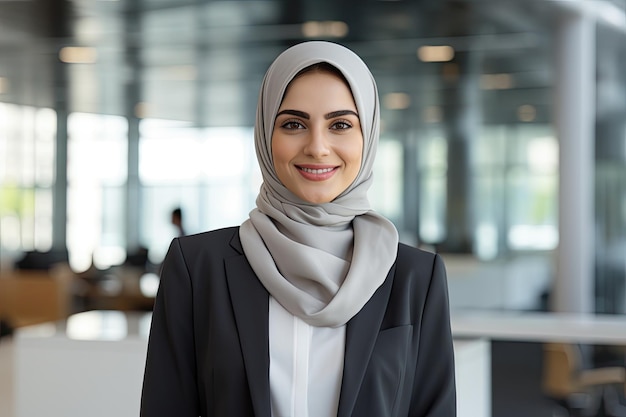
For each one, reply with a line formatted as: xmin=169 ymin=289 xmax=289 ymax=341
xmin=543 ymin=342 xmax=626 ymax=416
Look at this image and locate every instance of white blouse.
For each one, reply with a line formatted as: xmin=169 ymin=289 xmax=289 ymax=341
xmin=269 ymin=296 xmax=346 ymax=417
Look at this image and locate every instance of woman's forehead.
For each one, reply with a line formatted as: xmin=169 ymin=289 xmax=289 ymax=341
xmin=281 ymin=71 xmax=354 ymax=103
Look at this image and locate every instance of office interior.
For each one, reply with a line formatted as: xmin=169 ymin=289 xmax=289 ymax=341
xmin=1 ymin=0 xmax=625 ymax=416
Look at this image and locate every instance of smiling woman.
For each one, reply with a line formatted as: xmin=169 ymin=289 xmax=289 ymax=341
xmin=141 ymin=41 xmax=456 ymax=417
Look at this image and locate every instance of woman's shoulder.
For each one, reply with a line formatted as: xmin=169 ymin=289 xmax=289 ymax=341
xmin=397 ymin=242 xmax=439 ymax=263
xmin=388 ymin=244 xmax=448 ymax=309
xmin=394 ymin=242 xmax=445 ymax=279
xmin=176 ymin=226 xmax=242 ymax=255
xmin=182 ymin=226 xmax=240 ymax=240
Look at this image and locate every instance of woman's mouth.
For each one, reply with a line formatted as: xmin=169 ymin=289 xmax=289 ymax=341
xmin=300 ymin=167 xmax=334 ymax=174
xmin=297 ymin=165 xmax=337 ymax=181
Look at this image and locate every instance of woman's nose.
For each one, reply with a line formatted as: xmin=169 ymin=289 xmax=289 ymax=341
xmin=303 ymin=129 xmax=330 ymax=158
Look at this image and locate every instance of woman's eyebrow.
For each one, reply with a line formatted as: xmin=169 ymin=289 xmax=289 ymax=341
xmin=276 ymin=109 xmax=309 ymax=119
xmin=275 ymin=109 xmax=359 ymax=120
xmin=325 ymin=110 xmax=359 ymax=119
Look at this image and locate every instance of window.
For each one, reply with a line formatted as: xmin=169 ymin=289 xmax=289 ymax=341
xmin=67 ymin=112 xmax=128 ymax=271
xmin=0 ymin=104 xmax=55 ymax=257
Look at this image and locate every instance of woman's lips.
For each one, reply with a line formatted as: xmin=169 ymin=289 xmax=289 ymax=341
xmin=296 ymin=165 xmax=338 ymax=181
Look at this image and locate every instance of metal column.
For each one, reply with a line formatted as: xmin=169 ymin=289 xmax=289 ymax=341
xmin=553 ymin=6 xmax=596 ymax=313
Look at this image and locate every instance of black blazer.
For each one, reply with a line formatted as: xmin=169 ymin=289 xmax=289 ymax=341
xmin=141 ymin=227 xmax=456 ymax=417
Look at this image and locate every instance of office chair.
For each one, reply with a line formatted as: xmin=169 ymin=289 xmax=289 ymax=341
xmin=543 ymin=342 xmax=626 ymax=417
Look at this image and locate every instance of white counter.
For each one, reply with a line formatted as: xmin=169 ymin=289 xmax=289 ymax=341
xmin=11 ymin=310 xmax=489 ymax=417
xmin=13 ymin=311 xmax=151 ymax=417
xmin=452 ymin=310 xmax=626 ymax=345
xmin=454 ymin=338 xmax=491 ymax=417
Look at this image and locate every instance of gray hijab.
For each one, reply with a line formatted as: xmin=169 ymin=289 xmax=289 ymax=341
xmin=239 ymin=41 xmax=398 ymax=328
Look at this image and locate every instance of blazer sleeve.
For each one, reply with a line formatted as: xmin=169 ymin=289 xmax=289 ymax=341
xmin=409 ymin=253 xmax=457 ymax=416
xmin=140 ymin=238 xmax=200 ymax=416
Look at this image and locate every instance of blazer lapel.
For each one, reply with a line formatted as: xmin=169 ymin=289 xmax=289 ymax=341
xmin=225 ymin=234 xmax=271 ymax=417
xmin=337 ymin=264 xmax=397 ymax=417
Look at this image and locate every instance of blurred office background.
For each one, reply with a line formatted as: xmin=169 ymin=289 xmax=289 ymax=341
xmin=0 ymin=0 xmax=625 ymax=416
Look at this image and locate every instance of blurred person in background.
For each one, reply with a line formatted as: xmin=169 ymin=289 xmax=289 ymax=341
xmin=170 ymin=206 xmax=186 ymax=237
xmin=141 ymin=41 xmax=456 ymax=417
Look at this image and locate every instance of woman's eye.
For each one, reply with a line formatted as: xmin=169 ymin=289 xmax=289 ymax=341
xmin=281 ymin=120 xmax=304 ymax=130
xmin=331 ymin=120 xmax=352 ymax=130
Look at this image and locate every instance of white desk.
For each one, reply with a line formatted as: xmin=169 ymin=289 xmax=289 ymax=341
xmin=452 ymin=310 xmax=626 ymax=345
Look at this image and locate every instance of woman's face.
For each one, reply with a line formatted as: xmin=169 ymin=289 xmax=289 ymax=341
xmin=271 ymin=70 xmax=363 ymax=204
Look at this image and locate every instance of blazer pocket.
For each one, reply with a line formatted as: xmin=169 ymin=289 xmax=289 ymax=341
xmin=357 ymin=325 xmax=412 ymax=416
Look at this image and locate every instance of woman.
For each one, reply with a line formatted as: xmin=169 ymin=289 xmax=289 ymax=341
xmin=140 ymin=41 xmax=456 ymax=417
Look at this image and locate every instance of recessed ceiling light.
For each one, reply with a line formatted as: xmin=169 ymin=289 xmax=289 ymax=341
xmin=417 ymin=45 xmax=454 ymax=62
xmin=383 ymin=92 xmax=411 ymax=110
xmin=302 ymin=21 xmax=349 ymax=38
xmin=59 ymin=47 xmax=98 ymax=64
